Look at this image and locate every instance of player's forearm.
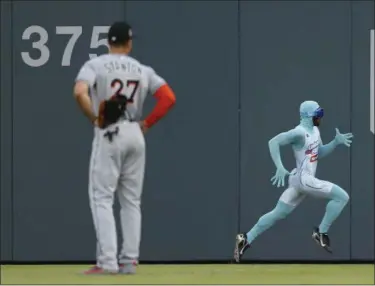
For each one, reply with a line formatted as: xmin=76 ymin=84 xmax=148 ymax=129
xmin=74 ymin=81 xmax=97 ymax=123
xmin=318 ymin=139 xmax=338 ymax=159
xmin=144 ymin=84 xmax=176 ymax=128
xmin=268 ymin=138 xmax=285 ymax=169
xmin=75 ymin=92 xmax=96 ymax=123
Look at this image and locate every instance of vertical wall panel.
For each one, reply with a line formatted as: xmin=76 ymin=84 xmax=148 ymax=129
xmin=126 ymin=0 xmax=239 ymax=261
xmin=239 ymin=1 xmax=352 ymax=260
xmin=0 ymin=1 xmax=13 ymax=262
xmin=350 ymin=0 xmax=374 ymax=260
xmin=11 ymin=1 xmax=126 ymax=261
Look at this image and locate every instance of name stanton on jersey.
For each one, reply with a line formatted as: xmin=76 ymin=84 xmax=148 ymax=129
xmin=104 ymin=60 xmax=142 ymax=75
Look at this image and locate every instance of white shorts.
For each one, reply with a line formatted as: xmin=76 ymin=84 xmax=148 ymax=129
xmin=279 ymin=168 xmax=334 ymax=207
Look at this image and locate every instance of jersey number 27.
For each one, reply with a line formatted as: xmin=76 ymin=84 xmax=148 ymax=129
xmin=111 ymin=78 xmax=139 ymax=103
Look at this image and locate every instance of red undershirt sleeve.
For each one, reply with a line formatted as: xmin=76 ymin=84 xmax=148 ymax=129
xmin=144 ymin=84 xmax=176 ymax=128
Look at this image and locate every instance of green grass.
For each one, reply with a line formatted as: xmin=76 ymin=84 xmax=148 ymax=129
xmin=1 ymin=264 xmax=374 ymax=284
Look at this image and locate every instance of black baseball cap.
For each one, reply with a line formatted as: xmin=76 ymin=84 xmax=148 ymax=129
xmin=107 ymin=21 xmax=134 ymax=45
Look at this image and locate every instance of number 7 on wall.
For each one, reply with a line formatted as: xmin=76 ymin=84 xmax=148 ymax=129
xmin=56 ymin=26 xmax=82 ymax=66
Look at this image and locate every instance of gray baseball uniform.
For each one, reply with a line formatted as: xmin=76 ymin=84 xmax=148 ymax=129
xmin=76 ymin=54 xmax=166 ymax=271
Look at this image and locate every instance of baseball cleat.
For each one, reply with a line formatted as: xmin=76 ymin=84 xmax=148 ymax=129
xmin=119 ymin=263 xmax=137 ymax=275
xmin=312 ymin=227 xmax=332 ymax=253
xmin=233 ymin=233 xmax=250 ymax=263
xmin=83 ymin=266 xmax=118 ymax=275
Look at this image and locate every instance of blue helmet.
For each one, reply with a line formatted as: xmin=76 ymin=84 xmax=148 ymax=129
xmin=299 ymin=101 xmax=324 ymax=119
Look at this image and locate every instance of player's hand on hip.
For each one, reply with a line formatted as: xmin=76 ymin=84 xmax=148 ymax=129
xmin=334 ymin=128 xmax=353 ymax=147
xmin=138 ymin=121 xmax=148 ymax=134
xmin=92 ymin=118 xmax=99 ymax=127
xmin=271 ymin=166 xmax=290 ymax=188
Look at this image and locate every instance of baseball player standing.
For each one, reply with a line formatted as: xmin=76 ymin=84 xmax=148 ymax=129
xmin=73 ymin=21 xmax=176 ymax=274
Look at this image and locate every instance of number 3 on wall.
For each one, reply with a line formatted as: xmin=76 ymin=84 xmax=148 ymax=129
xmin=21 ymin=26 xmax=50 ymax=67
xmin=21 ymin=25 xmax=109 ymax=67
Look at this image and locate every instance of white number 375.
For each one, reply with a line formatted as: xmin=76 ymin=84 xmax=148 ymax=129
xmin=21 ymin=25 xmax=109 ymax=67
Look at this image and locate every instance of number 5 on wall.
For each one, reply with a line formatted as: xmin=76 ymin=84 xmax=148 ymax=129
xmin=89 ymin=26 xmax=110 ymax=60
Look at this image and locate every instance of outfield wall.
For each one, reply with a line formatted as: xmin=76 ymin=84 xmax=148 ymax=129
xmin=1 ymin=1 xmax=374 ymax=262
